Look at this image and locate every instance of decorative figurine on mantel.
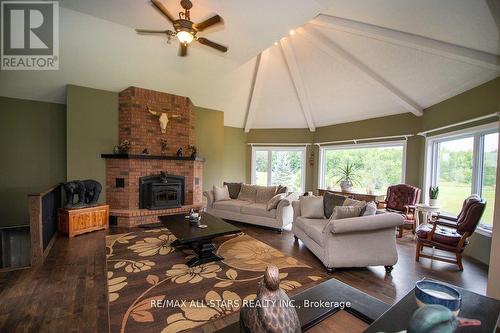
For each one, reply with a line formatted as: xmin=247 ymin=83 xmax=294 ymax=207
xmin=240 ymin=265 xmax=301 ymax=333
xmin=176 ymin=147 xmax=183 ymax=157
xmin=62 ymin=180 xmax=102 ymax=209
xmin=113 ymin=140 xmax=130 ymax=154
xmin=188 ymin=145 xmax=197 ymax=159
xmin=142 ymin=148 xmax=150 ymax=155
xmin=147 ymin=105 xmax=182 ymax=134
xmin=160 ymin=139 xmax=168 ymax=156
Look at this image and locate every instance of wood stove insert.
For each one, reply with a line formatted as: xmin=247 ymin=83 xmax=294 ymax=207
xmin=139 ymin=173 xmax=185 ymax=210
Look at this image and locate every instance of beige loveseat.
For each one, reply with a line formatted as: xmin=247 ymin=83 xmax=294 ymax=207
xmin=204 ymin=185 xmax=299 ymax=231
xmin=292 ymin=200 xmax=403 ymax=273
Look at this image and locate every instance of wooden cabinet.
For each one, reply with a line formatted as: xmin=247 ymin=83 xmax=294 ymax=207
xmin=58 ymin=205 xmax=109 ymax=237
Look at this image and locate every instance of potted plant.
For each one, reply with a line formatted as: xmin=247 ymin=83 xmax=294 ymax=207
xmin=336 ymin=162 xmax=360 ymax=192
xmin=429 ymin=186 xmax=439 ymax=206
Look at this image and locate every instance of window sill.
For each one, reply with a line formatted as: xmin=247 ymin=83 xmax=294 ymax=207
xmin=475 ymin=226 xmax=492 ymax=237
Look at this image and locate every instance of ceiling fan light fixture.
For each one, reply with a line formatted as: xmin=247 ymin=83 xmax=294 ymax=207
xmin=176 ymin=30 xmax=194 ymax=44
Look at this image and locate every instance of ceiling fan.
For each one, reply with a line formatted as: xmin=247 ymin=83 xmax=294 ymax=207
xmin=136 ymin=0 xmax=228 ymax=57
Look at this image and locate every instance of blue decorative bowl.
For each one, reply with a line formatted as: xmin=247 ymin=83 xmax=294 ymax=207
xmin=415 ymin=280 xmax=462 ymax=315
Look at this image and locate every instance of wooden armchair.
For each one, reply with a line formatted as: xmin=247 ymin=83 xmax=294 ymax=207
xmin=384 ymin=184 xmax=421 ymax=237
xmin=415 ymin=195 xmax=486 ymax=271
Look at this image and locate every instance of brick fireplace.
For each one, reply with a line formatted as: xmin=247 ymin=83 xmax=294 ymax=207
xmin=102 ymin=87 xmax=204 ymax=227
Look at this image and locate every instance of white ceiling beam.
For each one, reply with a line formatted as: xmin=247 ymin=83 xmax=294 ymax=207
xmin=244 ymin=51 xmax=268 ymax=132
xmin=299 ymin=25 xmax=423 ymax=116
xmin=310 ymin=14 xmax=500 ymax=71
xmin=279 ymin=38 xmax=316 ymax=132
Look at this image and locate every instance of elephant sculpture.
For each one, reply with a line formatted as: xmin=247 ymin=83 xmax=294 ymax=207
xmin=63 ymin=179 xmax=102 ymax=209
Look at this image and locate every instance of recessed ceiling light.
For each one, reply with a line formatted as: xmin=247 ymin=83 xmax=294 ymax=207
xmin=289 ymin=30 xmax=295 ymax=35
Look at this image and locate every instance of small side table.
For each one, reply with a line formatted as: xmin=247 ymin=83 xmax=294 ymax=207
xmin=414 ymin=203 xmax=440 ymax=230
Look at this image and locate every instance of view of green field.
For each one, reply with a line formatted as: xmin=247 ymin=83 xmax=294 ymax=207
xmin=323 ymin=146 xmax=403 ymax=194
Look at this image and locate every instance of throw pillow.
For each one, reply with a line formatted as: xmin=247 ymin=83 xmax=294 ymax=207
xmin=361 ymin=201 xmax=377 ymax=216
xmin=256 ymin=186 xmax=277 ymax=204
xmin=224 ymin=182 xmax=242 ymax=199
xmin=323 ymin=192 xmax=348 ymax=218
xmin=266 ymin=193 xmax=286 ymax=211
xmin=343 ymin=197 xmax=366 ymax=207
xmin=213 ymin=185 xmax=231 ymax=202
xmin=238 ymin=184 xmax=258 ymax=202
xmin=300 ymin=196 xmax=325 ymax=219
xmin=330 ymin=206 xmax=363 ymax=220
xmin=276 ymin=185 xmax=288 ymax=195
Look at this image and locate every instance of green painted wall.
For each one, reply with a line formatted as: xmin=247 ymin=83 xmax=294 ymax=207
xmin=223 ymin=126 xmax=247 ymax=184
xmin=66 ymin=85 xmax=118 ymax=203
xmin=195 ymin=107 xmax=225 ymax=191
xmin=0 ymin=97 xmax=66 ymax=227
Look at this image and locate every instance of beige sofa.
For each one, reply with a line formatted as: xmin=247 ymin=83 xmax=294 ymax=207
xmin=292 ymin=201 xmax=403 ymax=273
xmin=204 ymin=187 xmax=299 ymax=231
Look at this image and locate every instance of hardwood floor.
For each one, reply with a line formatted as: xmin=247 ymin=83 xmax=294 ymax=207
xmin=0 ymin=231 xmax=109 ymax=333
xmin=0 ymin=221 xmax=489 ymax=332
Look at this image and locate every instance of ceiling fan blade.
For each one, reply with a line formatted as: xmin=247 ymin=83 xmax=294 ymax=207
xmin=151 ymin=0 xmax=176 ymax=25
xmin=179 ymin=43 xmax=188 ymax=57
xmin=197 ymin=37 xmax=228 ymax=53
xmin=194 ymin=15 xmax=222 ymax=31
xmin=135 ymin=29 xmax=169 ymax=34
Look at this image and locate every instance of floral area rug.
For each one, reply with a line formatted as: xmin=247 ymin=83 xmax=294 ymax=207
xmin=106 ymin=227 xmax=325 ymax=333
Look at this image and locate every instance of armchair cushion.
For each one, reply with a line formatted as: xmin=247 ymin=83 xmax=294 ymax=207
xmin=416 ymin=224 xmax=464 ymax=247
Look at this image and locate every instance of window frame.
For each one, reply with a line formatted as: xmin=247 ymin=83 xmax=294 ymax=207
xmin=251 ymin=146 xmax=307 ymax=193
xmin=423 ymin=122 xmax=499 ymax=236
xmin=318 ymin=140 xmax=407 ymax=191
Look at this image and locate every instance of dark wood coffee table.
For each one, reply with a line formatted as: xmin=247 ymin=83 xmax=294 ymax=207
xmin=158 ymin=213 xmax=240 ymax=267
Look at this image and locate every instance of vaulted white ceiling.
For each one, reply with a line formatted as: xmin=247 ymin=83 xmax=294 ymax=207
xmin=0 ymin=0 xmax=498 ymax=130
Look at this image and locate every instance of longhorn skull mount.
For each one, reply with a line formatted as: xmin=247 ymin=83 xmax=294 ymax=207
xmin=147 ymin=105 xmax=182 ymax=133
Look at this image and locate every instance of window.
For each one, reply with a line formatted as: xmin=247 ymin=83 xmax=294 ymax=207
xmin=319 ymin=142 xmax=405 ymax=194
xmin=252 ymin=147 xmax=306 ymax=193
xmin=426 ymin=124 xmax=498 ymax=233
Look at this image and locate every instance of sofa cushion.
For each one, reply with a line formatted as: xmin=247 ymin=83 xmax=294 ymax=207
xmin=361 ymin=201 xmax=377 ymax=216
xmin=331 ymin=206 xmax=363 ymax=220
xmin=300 ymin=196 xmax=324 ymax=219
xmin=276 ymin=185 xmax=288 ymax=194
xmin=213 ymin=185 xmax=231 ymax=202
xmin=323 ymin=192 xmax=348 ymax=218
xmin=343 ymin=198 xmax=366 ymax=207
xmin=241 ymin=203 xmax=277 ymax=219
xmin=224 ymin=182 xmax=242 ymax=199
xmin=295 ymin=216 xmax=328 ymax=245
xmin=256 ymin=186 xmax=277 ymax=204
xmin=213 ymin=200 xmax=250 ymax=213
xmin=267 ymin=193 xmax=285 ymax=211
xmin=238 ymin=184 xmax=258 ymax=202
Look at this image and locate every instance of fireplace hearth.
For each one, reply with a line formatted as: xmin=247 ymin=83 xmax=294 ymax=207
xmin=139 ymin=173 xmax=185 ymax=210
